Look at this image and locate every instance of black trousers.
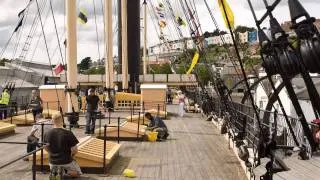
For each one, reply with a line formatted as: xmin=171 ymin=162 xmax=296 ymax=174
xmin=0 ymin=104 xmax=8 ymax=120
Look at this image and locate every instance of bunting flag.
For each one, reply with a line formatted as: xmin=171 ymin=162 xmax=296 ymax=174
xmin=176 ymin=16 xmax=186 ymax=27
xmin=218 ymin=0 xmax=235 ymax=29
xmin=14 ymin=8 xmax=26 ymax=32
xmin=78 ymin=8 xmax=88 ymax=24
xmin=54 ymin=63 xmax=64 ymax=75
xmin=186 ymin=52 xmax=200 ymax=74
xmin=159 ymin=20 xmax=167 ymax=28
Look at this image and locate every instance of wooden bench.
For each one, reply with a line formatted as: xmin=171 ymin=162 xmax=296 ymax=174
xmin=95 ymin=121 xmax=146 ymax=141
xmin=0 ymin=122 xmax=16 ymax=136
xmin=3 ymin=113 xmax=34 ymax=125
xmin=30 ymin=136 xmax=121 ymax=173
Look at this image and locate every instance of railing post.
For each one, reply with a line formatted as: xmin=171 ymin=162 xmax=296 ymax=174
xmin=137 ymin=112 xmax=140 ymax=141
xmin=130 ymin=104 xmax=133 ymax=122
xmin=99 ymin=112 xmax=102 ymax=137
xmin=40 ymin=123 xmax=44 ymax=173
xmin=103 ymin=125 xmax=106 ymax=174
xmin=46 ymin=102 xmax=49 ymax=116
xmin=32 ymin=151 xmax=36 ymax=180
xmin=118 ymin=117 xmax=120 ymax=144
xmin=108 ymin=110 xmax=111 ymax=124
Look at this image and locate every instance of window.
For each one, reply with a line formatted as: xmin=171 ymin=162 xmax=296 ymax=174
xmin=259 ymin=101 xmax=263 ymax=109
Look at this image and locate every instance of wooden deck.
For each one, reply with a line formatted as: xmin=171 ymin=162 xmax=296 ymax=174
xmin=0 ymin=105 xmax=246 ymax=179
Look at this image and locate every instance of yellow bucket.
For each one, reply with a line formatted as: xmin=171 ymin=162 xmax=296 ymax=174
xmin=146 ymin=131 xmax=158 ymax=142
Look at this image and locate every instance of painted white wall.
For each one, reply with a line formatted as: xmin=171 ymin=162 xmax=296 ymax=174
xmin=299 ymin=100 xmax=316 ymax=123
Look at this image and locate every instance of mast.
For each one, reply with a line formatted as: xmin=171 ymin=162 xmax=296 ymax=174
xmin=118 ymin=0 xmax=122 ymax=74
xmin=121 ymin=0 xmax=128 ymax=90
xmin=105 ymin=0 xmax=113 ymax=90
xmin=66 ymin=0 xmax=78 ymax=112
xmin=143 ymin=0 xmax=147 ymax=74
xmin=127 ymin=0 xmax=140 ymax=92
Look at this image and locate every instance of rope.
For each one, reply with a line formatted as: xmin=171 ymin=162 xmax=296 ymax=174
xmin=35 ymin=0 xmax=61 ymax=110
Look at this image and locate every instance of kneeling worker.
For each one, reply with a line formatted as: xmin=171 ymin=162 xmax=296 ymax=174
xmin=44 ymin=113 xmax=82 ymax=177
xmin=145 ymin=112 xmax=169 ymax=140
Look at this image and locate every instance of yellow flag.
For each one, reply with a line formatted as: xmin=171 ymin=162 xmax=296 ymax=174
xmin=218 ymin=0 xmax=234 ymax=29
xmin=186 ymin=52 xmax=200 ymax=74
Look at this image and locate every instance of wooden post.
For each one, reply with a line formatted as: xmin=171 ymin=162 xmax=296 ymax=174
xmin=66 ymin=0 xmax=78 ymax=112
xmin=121 ymin=0 xmax=128 ymax=90
xmin=143 ymin=0 xmax=147 ymax=74
xmin=105 ymin=0 xmax=114 ymax=89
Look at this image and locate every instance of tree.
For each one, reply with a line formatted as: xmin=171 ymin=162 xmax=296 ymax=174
xmin=78 ymin=57 xmax=92 ymax=72
xmin=0 ymin=58 xmax=10 ymax=66
xmin=85 ymin=66 xmax=105 ymax=74
xmin=234 ymin=25 xmax=256 ymax=33
xmin=149 ymin=64 xmax=172 ymax=74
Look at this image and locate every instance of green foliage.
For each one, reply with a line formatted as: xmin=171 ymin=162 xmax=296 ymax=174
xmin=197 ymin=65 xmax=211 ymax=85
xmin=0 ymin=58 xmax=10 ymax=66
xmin=78 ymin=57 xmax=92 ymax=72
xmin=244 ymin=57 xmax=261 ymax=69
xmin=149 ymin=64 xmax=173 ymax=74
xmin=234 ymin=25 xmax=256 ymax=33
xmin=85 ymin=66 xmax=105 ymax=74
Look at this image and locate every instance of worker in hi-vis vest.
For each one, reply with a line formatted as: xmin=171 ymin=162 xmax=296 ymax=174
xmin=0 ymin=88 xmax=10 ymax=120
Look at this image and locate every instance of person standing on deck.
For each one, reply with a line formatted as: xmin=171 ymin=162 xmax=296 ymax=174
xmin=145 ymin=112 xmax=169 ymax=140
xmin=29 ymin=90 xmax=43 ymax=121
xmin=178 ymin=91 xmax=185 ymax=117
xmin=84 ymin=88 xmax=100 ymax=134
xmin=0 ymin=88 xmax=10 ymax=120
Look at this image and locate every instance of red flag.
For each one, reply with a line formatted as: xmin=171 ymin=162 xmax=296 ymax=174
xmin=54 ymin=63 xmax=64 ymax=75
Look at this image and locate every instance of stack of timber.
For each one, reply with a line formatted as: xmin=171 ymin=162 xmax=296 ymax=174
xmin=95 ymin=121 xmax=146 ymax=141
xmin=0 ymin=122 xmax=16 ymax=135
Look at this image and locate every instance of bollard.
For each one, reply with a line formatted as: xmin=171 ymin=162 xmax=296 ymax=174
xmin=32 ymin=151 xmax=36 ymax=180
xmin=103 ymin=125 xmax=106 ymax=174
xmin=118 ymin=117 xmax=120 ymax=144
xmin=40 ymin=123 xmax=44 ymax=173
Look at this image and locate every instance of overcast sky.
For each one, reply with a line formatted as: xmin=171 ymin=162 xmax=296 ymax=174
xmin=0 ymin=0 xmax=319 ymax=65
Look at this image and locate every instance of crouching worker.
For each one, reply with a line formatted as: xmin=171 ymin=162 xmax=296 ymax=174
xmin=44 ymin=113 xmax=82 ymax=177
xmin=145 ymin=112 xmax=169 ymax=140
xmin=23 ymin=114 xmax=52 ymax=161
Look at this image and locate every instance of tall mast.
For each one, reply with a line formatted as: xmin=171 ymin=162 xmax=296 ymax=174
xmin=105 ymin=0 xmax=113 ymax=90
xmin=143 ymin=0 xmax=147 ymax=74
xmin=118 ymin=0 xmax=122 ymax=74
xmin=121 ymin=0 xmax=128 ymax=90
xmin=66 ymin=0 xmax=78 ymax=112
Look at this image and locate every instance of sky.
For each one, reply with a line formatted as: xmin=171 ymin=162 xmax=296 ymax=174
xmin=0 ymin=0 xmax=319 ymax=65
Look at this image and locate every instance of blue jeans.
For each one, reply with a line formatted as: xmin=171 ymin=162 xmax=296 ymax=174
xmin=85 ymin=112 xmax=96 ymax=133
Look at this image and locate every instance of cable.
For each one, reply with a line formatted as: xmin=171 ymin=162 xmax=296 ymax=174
xmin=35 ymin=0 xmax=61 ymax=109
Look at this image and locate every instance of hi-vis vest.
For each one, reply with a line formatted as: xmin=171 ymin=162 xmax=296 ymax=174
xmin=0 ymin=91 xmax=10 ymax=105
